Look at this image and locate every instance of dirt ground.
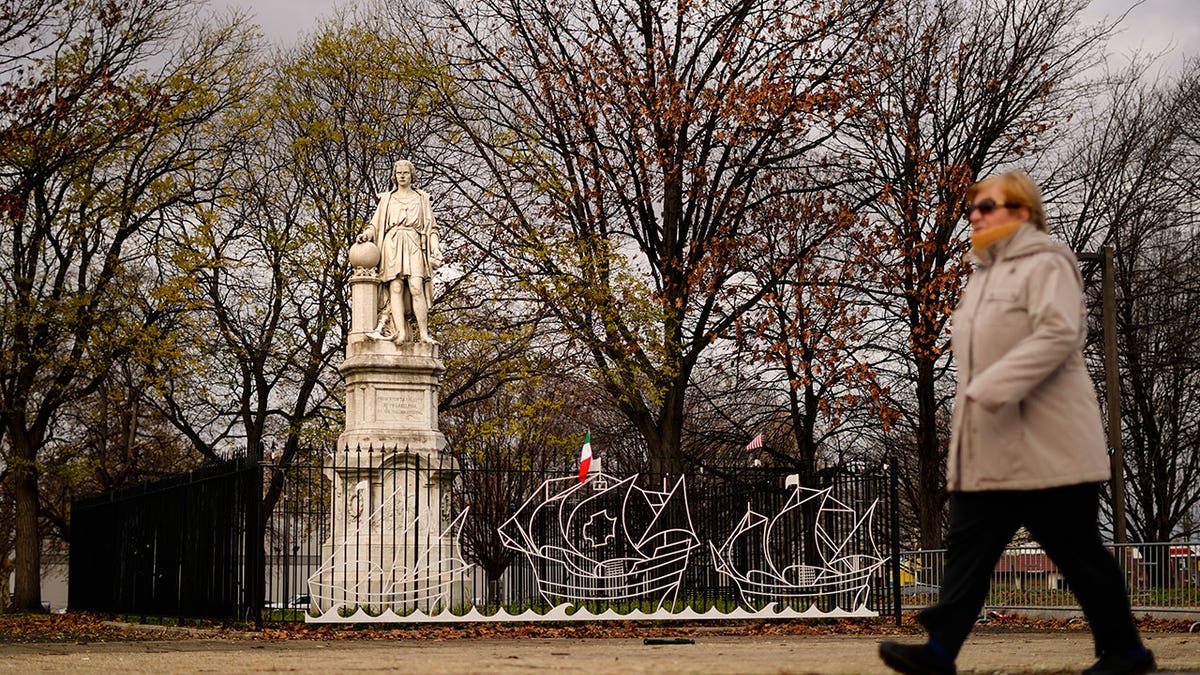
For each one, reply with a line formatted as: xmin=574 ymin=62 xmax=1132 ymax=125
xmin=1 ymin=630 xmax=1198 ymax=674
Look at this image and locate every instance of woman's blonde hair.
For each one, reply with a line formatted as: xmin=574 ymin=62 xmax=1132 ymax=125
xmin=966 ymin=170 xmax=1047 ymax=231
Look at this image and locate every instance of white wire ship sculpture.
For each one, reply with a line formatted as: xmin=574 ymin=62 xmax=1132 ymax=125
xmin=709 ymin=474 xmax=886 ymax=612
xmin=305 ymin=469 xmax=887 ymax=622
xmin=307 ymin=483 xmax=473 ymax=620
xmin=498 ymin=471 xmax=701 ymax=611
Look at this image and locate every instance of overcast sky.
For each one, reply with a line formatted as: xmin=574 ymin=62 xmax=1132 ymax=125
xmin=1080 ymin=0 xmax=1199 ymax=74
xmin=210 ymin=0 xmax=1197 ymax=74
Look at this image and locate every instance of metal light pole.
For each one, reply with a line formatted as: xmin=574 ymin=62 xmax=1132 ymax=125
xmin=1079 ymin=246 xmax=1127 ymax=544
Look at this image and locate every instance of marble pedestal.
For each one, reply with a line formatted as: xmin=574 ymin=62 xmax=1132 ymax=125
xmin=309 ymin=262 xmax=463 ymax=617
xmin=338 ymin=337 xmax=446 ymax=455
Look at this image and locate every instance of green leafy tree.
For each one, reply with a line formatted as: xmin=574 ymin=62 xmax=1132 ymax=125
xmin=156 ymin=8 xmax=551 ymax=537
xmin=0 ymin=0 xmax=261 ymax=611
xmin=153 ymin=10 xmax=444 ymax=472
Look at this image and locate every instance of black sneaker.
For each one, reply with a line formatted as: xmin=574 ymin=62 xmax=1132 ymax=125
xmin=1083 ymin=648 xmax=1156 ymax=675
xmin=878 ymin=641 xmax=957 ymax=675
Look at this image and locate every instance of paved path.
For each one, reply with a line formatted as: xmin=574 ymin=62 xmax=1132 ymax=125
xmin=0 ymin=631 xmax=1197 ymax=673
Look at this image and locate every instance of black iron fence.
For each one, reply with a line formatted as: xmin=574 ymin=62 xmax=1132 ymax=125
xmin=69 ymin=457 xmax=263 ymax=621
xmin=71 ymin=448 xmax=901 ymax=624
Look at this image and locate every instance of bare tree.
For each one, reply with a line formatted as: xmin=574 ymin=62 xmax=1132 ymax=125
xmin=444 ymin=370 xmax=577 ymax=606
xmin=1053 ymin=59 xmax=1200 ymax=546
xmin=410 ymin=0 xmax=889 ymax=478
xmin=0 ymin=0 xmax=57 ymax=76
xmin=725 ymin=178 xmax=898 ymax=478
xmin=832 ymin=0 xmax=1107 ymax=547
xmin=38 ymin=359 xmax=203 ymax=539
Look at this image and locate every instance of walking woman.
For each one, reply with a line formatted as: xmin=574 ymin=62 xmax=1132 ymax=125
xmin=879 ymin=171 xmax=1154 ymax=675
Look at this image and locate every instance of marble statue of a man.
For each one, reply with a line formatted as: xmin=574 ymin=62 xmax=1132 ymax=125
xmin=356 ymin=159 xmax=442 ymax=344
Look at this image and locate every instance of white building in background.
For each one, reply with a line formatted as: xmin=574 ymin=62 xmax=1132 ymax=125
xmin=7 ymin=551 xmax=67 ymax=612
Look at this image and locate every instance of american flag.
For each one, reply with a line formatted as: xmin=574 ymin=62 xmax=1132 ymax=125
xmin=745 ymin=432 xmax=764 ymax=451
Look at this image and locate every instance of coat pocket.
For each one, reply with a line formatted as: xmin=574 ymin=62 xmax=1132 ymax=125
xmin=984 ymin=286 xmax=1020 ymax=303
xmin=977 ymin=284 xmax=1030 ymax=357
xmin=971 ymin=400 xmax=1028 ymax=484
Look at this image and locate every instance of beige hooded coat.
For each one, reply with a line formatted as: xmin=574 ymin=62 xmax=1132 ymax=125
xmin=947 ymin=223 xmax=1111 ymax=492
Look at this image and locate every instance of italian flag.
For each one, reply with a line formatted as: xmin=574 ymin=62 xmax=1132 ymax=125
xmin=578 ymin=431 xmax=592 ymax=482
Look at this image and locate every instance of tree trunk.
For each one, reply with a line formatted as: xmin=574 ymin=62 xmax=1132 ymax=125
xmin=10 ymin=457 xmax=43 ymax=613
xmin=487 ymin=575 xmax=502 ymax=609
xmin=649 ymin=383 xmax=686 ymax=481
xmin=914 ymin=357 xmax=945 ymax=550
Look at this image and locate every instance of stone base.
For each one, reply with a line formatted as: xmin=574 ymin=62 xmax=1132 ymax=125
xmin=310 ymin=530 xmax=466 ymax=615
xmin=338 ymin=339 xmax=445 ymax=455
xmin=311 ymin=445 xmax=465 ymax=615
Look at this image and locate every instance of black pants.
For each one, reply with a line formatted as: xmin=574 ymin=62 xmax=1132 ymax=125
xmin=918 ymin=483 xmax=1141 ymax=659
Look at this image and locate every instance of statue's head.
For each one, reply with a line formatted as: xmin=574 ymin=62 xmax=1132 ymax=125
xmin=391 ymin=159 xmax=416 ymax=189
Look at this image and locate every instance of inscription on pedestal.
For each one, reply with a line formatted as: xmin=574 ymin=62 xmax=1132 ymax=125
xmin=376 ymin=388 xmax=426 ymax=426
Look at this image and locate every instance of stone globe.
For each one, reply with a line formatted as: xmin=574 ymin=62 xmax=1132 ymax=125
xmin=348 ymin=241 xmax=380 ymax=269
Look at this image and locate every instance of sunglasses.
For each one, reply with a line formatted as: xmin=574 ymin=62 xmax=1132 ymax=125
xmin=965 ymin=198 xmax=1022 ymax=218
